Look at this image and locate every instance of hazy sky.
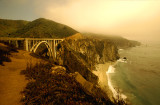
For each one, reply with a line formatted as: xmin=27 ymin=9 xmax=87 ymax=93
xmin=0 ymin=0 xmax=160 ymax=41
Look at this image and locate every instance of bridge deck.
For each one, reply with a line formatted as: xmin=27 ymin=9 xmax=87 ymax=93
xmin=0 ymin=37 xmax=64 ymax=41
xmin=0 ymin=37 xmax=25 ymax=40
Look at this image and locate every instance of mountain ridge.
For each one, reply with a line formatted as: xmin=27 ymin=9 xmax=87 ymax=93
xmin=0 ymin=18 xmax=140 ymax=48
xmin=0 ymin=18 xmax=78 ymax=38
xmin=0 ymin=18 xmax=29 ymax=37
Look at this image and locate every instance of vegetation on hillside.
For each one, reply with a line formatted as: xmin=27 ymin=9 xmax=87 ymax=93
xmin=0 ymin=19 xmax=29 ymax=37
xmin=21 ymin=62 xmax=126 ymax=105
xmin=0 ymin=18 xmax=138 ymax=105
xmin=0 ymin=41 xmax=18 ymax=65
xmin=0 ymin=18 xmax=78 ymax=38
xmin=11 ymin=18 xmax=78 ymax=38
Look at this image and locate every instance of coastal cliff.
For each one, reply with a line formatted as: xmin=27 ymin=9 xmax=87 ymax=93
xmin=56 ymin=35 xmax=120 ymax=84
xmin=0 ymin=18 xmax=139 ymax=105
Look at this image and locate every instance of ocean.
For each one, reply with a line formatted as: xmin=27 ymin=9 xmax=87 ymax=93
xmin=107 ymin=42 xmax=160 ymax=105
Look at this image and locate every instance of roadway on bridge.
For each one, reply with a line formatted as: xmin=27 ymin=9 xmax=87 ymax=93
xmin=0 ymin=50 xmax=43 ymax=105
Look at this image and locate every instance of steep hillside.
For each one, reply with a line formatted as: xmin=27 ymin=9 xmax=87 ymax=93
xmin=56 ymin=33 xmax=140 ymax=84
xmin=56 ymin=37 xmax=119 ymax=84
xmin=0 ymin=19 xmax=29 ymax=37
xmin=83 ymin=33 xmax=141 ymax=48
xmin=12 ymin=18 xmax=78 ymax=38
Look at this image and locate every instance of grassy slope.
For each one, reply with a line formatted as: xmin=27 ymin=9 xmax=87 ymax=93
xmin=0 ymin=19 xmax=29 ymax=37
xmin=0 ymin=18 xmax=78 ymax=38
xmin=11 ymin=18 xmax=78 ymax=38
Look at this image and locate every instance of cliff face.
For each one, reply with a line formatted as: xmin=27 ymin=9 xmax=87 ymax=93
xmin=66 ymin=38 xmax=119 ymax=64
xmin=56 ymin=37 xmax=119 ymax=84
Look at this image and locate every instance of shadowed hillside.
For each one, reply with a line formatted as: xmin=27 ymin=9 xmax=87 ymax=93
xmin=0 ymin=19 xmax=29 ymax=37
xmin=0 ymin=41 xmax=18 ymax=65
xmin=11 ymin=18 xmax=78 ymax=38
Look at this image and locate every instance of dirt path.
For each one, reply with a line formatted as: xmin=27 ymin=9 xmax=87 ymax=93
xmin=0 ymin=50 xmax=42 ymax=105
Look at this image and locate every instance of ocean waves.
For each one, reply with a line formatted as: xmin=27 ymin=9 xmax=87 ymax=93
xmin=106 ymin=65 xmax=127 ymax=100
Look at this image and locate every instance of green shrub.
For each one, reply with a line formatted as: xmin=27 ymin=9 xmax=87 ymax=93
xmin=0 ymin=41 xmax=17 ymax=65
xmin=22 ymin=62 xmax=126 ymax=105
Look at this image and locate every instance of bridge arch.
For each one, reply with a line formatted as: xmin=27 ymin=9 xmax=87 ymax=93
xmin=30 ymin=41 xmax=53 ymax=57
xmin=0 ymin=37 xmax=64 ymax=59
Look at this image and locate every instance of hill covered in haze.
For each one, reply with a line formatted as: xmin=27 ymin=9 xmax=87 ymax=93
xmin=0 ymin=18 xmax=140 ymax=48
xmin=0 ymin=18 xmax=78 ymax=38
xmin=83 ymin=33 xmax=141 ymax=48
xmin=0 ymin=19 xmax=29 ymax=37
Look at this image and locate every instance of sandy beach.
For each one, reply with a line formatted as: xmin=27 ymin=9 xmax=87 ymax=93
xmin=93 ymin=62 xmax=114 ymax=101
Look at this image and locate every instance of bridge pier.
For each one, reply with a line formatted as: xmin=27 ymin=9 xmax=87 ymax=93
xmin=53 ymin=39 xmax=56 ymax=58
xmin=24 ymin=39 xmax=29 ymax=51
xmin=15 ymin=40 xmax=18 ymax=48
xmin=28 ymin=40 xmax=32 ymax=52
xmin=8 ymin=40 xmax=11 ymax=44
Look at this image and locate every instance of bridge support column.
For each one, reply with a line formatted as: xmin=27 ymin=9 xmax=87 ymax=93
xmin=53 ymin=40 xmax=56 ymax=59
xmin=50 ymin=41 xmax=53 ymax=58
xmin=9 ymin=40 xmax=11 ymax=44
xmin=15 ymin=40 xmax=18 ymax=48
xmin=24 ymin=39 xmax=29 ymax=51
xmin=28 ymin=40 xmax=31 ymax=51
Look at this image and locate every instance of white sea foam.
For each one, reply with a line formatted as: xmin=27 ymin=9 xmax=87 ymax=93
xmin=119 ymin=49 xmax=124 ymax=51
xmin=106 ymin=65 xmax=127 ymax=100
xmin=117 ymin=59 xmax=127 ymax=63
xmin=107 ymin=65 xmax=115 ymax=73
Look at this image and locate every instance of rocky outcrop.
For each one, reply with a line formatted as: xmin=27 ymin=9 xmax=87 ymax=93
xmin=74 ymin=72 xmax=109 ymax=100
xmin=59 ymin=38 xmax=119 ymax=66
xmin=56 ymin=41 xmax=98 ymax=84
xmin=51 ymin=66 xmax=66 ymax=74
xmin=56 ymin=37 xmax=119 ymax=85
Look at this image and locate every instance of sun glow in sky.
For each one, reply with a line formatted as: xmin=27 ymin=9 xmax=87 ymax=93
xmin=0 ymin=0 xmax=160 ymax=41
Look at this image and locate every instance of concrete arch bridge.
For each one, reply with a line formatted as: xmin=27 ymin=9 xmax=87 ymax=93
xmin=0 ymin=37 xmax=64 ymax=58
